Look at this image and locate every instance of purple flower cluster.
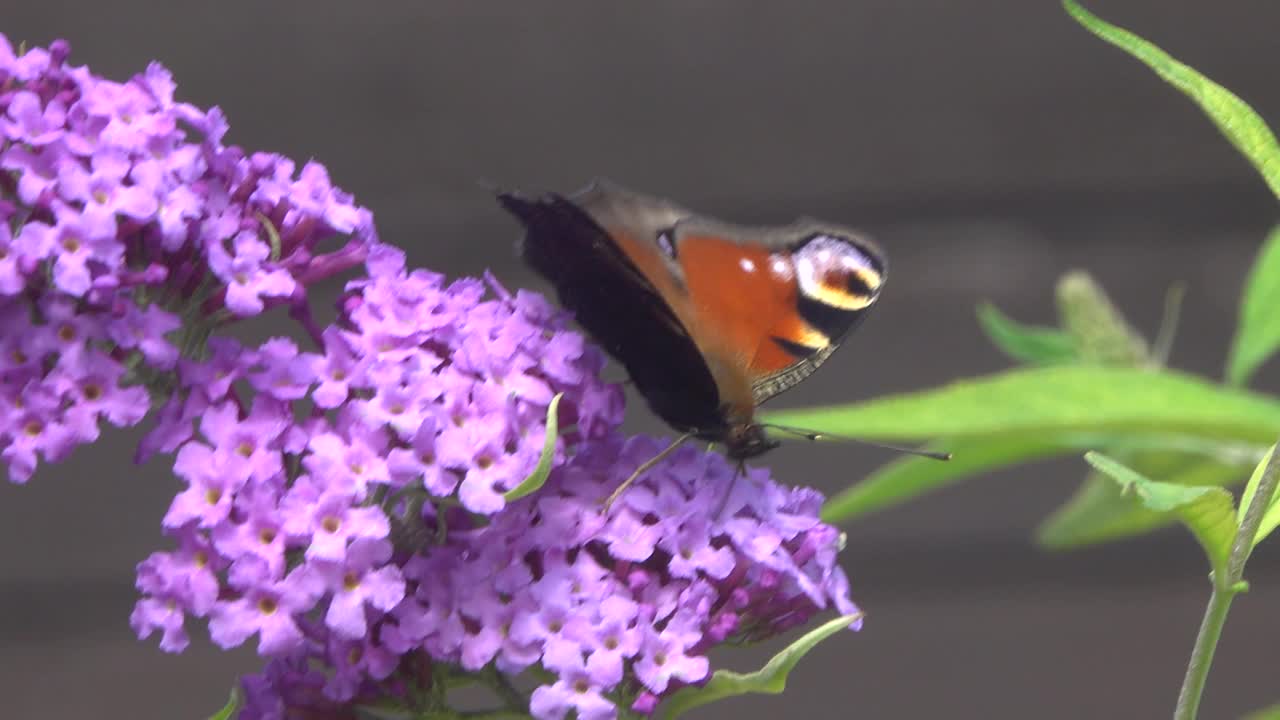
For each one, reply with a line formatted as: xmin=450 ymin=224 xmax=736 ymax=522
xmin=131 ymin=245 xmax=626 ymax=664
xmin=132 ymin=243 xmax=854 ymax=718
xmin=0 ymin=35 xmax=375 ymax=482
xmin=1 ymin=36 xmax=860 ymax=720
xmin=237 ymin=433 xmax=856 ymax=719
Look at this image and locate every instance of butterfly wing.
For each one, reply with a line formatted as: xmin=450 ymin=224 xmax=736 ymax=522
xmin=498 ymin=189 xmax=726 ymax=435
xmin=502 ymin=180 xmax=885 ymax=438
xmin=570 ymin=182 xmax=886 ymax=416
xmin=675 ymin=219 xmax=887 ymax=406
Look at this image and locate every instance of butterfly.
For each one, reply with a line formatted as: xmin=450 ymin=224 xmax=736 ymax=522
xmin=499 ymin=180 xmax=940 ymax=507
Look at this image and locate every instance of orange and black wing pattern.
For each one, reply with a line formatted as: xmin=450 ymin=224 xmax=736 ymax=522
xmin=570 ymin=181 xmax=885 ymax=417
xmin=500 ymin=180 xmax=884 ymax=438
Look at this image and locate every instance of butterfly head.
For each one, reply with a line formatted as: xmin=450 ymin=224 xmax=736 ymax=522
xmin=722 ymin=423 xmax=781 ymax=460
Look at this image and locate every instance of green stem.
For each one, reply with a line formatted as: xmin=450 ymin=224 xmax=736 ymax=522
xmin=1174 ymin=584 xmax=1235 ymax=720
xmin=1173 ymin=437 xmax=1280 ymax=719
xmin=481 ymin=668 xmax=529 ymax=714
xmin=457 ymin=711 xmax=533 ymax=720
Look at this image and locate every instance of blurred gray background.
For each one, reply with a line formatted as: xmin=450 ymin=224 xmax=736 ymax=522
xmin=5 ymin=1 xmax=1280 ymax=718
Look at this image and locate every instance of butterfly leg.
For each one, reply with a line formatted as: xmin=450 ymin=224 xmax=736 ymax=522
xmin=602 ymin=433 xmax=692 ymax=512
xmin=712 ymin=460 xmax=745 ymax=520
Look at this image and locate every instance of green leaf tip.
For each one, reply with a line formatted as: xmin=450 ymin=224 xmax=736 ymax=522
xmin=208 ymin=688 xmax=242 ymax=720
xmin=1241 ymin=701 xmax=1280 ymax=720
xmin=660 ymin=613 xmax=861 ymax=719
xmin=503 ymin=393 xmax=562 ymax=502
xmin=1083 ymin=451 xmax=1237 ymax=569
xmin=765 ymin=365 xmax=1280 ymax=444
xmin=255 ymin=211 xmax=283 ymax=263
xmin=353 ymin=705 xmax=416 ymax=720
xmin=822 ymin=436 xmax=1061 ymax=525
xmin=1037 ymin=454 xmax=1246 ymax=551
xmin=1063 ymin=0 xmax=1280 ymax=201
xmin=975 ymin=302 xmax=1077 ymax=366
xmin=1228 ymin=227 xmax=1280 ymax=386
xmin=1239 ymin=444 xmax=1280 ymax=549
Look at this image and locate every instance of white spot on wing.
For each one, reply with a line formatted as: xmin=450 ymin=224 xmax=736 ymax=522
xmin=739 ymin=257 xmax=756 ymax=273
xmin=657 ymin=231 xmax=675 ymax=258
xmin=796 ymin=256 xmax=815 ymax=292
xmin=769 ymin=254 xmax=793 ymax=279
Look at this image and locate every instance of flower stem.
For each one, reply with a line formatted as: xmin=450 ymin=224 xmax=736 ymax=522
xmin=482 ymin=667 xmax=529 ymax=714
xmin=1173 ymin=439 xmax=1280 ymax=719
xmin=1173 ymin=582 xmax=1235 ymax=720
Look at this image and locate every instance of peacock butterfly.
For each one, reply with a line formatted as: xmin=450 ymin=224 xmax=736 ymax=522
xmin=498 ymin=180 xmax=928 ymax=506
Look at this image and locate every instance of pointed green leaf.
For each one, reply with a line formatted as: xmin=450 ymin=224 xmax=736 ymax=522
xmin=255 ymin=211 xmax=283 ymax=262
xmin=764 ymin=366 xmax=1280 ymax=444
xmin=823 ymin=437 xmax=1063 ymax=524
xmin=823 ymin=431 xmax=1257 ymax=527
xmin=975 ymin=303 xmax=1078 ymax=366
xmin=208 ymin=688 xmax=241 ymax=720
xmin=1063 ymin=0 xmax=1280 ymax=200
xmin=1239 ymin=444 xmax=1280 ymax=547
xmin=1038 ymin=455 xmax=1246 ymax=550
xmin=1084 ymin=452 xmax=1236 ymax=569
xmin=503 ymin=393 xmax=562 ymax=502
xmin=1238 ymin=444 xmax=1276 ymax=524
xmin=661 ymin=614 xmax=860 ymax=719
xmin=1242 ymin=702 xmax=1280 ymax=720
xmin=354 ymin=705 xmax=415 ymax=720
xmin=1150 ymin=282 xmax=1186 ymax=367
xmin=1038 ymin=472 xmax=1167 ymax=549
xmin=1228 ymin=227 xmax=1280 ymax=385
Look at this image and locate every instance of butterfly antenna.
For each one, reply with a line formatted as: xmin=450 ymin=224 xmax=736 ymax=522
xmin=762 ymin=423 xmax=952 ymax=461
xmin=603 ymin=433 xmax=694 ymax=511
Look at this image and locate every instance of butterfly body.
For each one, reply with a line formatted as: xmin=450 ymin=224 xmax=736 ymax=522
xmin=499 ymin=180 xmax=885 ymax=460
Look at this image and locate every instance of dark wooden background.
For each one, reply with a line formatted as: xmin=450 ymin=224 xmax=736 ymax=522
xmin=4 ymin=1 xmax=1280 ymax=717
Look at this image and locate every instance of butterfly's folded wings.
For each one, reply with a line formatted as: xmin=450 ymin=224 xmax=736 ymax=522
xmin=498 ymin=190 xmax=726 ymax=435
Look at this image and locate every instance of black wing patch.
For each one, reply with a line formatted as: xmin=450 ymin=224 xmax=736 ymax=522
xmin=498 ymin=192 xmax=725 ymax=435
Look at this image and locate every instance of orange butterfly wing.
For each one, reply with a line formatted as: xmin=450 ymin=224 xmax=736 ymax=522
xmin=573 ymin=182 xmax=885 ymax=426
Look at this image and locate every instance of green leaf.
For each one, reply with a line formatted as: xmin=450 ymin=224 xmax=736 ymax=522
xmin=822 ymin=436 xmax=1063 ymax=524
xmin=661 ymin=614 xmax=860 ymax=719
xmin=764 ymin=366 xmax=1280 ymax=444
xmin=975 ymin=302 xmax=1078 ymax=365
xmin=1242 ymin=702 xmax=1280 ymax=720
xmin=1038 ymin=472 xmax=1167 ymax=549
xmin=255 ymin=211 xmax=283 ymax=262
xmin=208 ymin=688 xmax=241 ymax=720
xmin=1239 ymin=444 xmax=1280 ymax=547
xmin=1084 ymin=451 xmax=1236 ymax=568
xmin=822 ymin=430 xmax=1258 ymax=527
xmin=503 ymin=393 xmax=562 ymax=502
xmin=1228 ymin=227 xmax=1280 ymax=385
xmin=1238 ymin=444 xmax=1276 ymax=524
xmin=353 ymin=706 xmax=415 ymax=720
xmin=1150 ymin=282 xmax=1186 ymax=367
xmin=1063 ymin=0 xmax=1280 ymax=201
xmin=1038 ymin=455 xmax=1246 ymax=550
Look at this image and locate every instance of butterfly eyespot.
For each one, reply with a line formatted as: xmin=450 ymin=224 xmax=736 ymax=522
xmin=656 ymin=229 xmax=677 ymax=259
xmin=794 ymin=234 xmax=882 ymax=311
